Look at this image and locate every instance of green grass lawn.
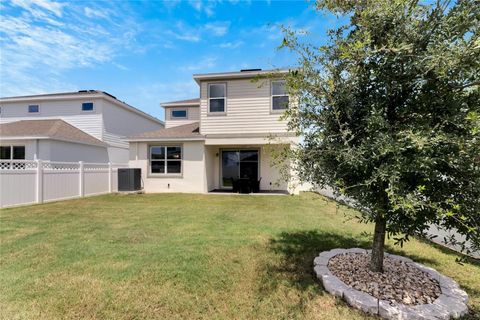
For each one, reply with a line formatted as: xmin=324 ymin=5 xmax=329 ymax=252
xmin=1 ymin=193 xmax=478 ymax=319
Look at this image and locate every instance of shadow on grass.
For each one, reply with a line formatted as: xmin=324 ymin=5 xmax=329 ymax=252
xmin=263 ymin=230 xmax=371 ymax=291
xmin=252 ymin=230 xmax=373 ymax=318
xmin=259 ymin=229 xmax=479 ymax=319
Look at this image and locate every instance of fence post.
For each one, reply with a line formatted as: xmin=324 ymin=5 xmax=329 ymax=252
xmin=108 ymin=162 xmax=112 ymax=193
xmin=36 ymin=159 xmax=43 ymax=204
xmin=79 ymin=161 xmax=84 ymax=197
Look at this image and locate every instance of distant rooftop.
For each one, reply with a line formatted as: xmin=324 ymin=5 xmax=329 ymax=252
xmin=161 ymin=98 xmax=200 ymax=107
xmin=1 ymin=90 xmax=113 ymax=100
xmin=0 ymin=90 xmax=163 ymax=126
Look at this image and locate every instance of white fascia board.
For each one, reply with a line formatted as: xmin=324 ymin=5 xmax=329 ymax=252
xmin=161 ymin=102 xmax=200 ymax=108
xmin=192 ymin=69 xmax=290 ymax=84
xmin=0 ymin=93 xmax=105 ymax=103
xmin=0 ymin=136 xmax=106 ymax=147
xmin=126 ymin=137 xmax=205 ymax=142
xmin=0 ymin=136 xmax=50 ymax=140
xmin=204 ymin=136 xmax=298 ymax=145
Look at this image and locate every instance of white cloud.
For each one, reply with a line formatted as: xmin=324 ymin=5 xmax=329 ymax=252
xmin=180 ymin=56 xmax=217 ymax=72
xmin=204 ymin=22 xmax=230 ymax=36
xmin=11 ymin=0 xmax=65 ymax=17
xmin=166 ymin=30 xmax=201 ymax=42
xmin=84 ymin=7 xmax=109 ymax=19
xmin=164 ymin=21 xmax=230 ymax=43
xmin=165 ymin=21 xmax=201 ymax=42
xmin=186 ymin=0 xmax=250 ymax=16
xmin=0 ymin=0 xmax=140 ymax=97
xmin=188 ymin=0 xmax=215 ymax=17
xmin=218 ymin=40 xmax=243 ymax=49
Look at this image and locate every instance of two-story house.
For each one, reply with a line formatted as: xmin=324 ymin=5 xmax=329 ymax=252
xmin=0 ymin=90 xmax=164 ymax=163
xmin=128 ymin=69 xmax=302 ymax=194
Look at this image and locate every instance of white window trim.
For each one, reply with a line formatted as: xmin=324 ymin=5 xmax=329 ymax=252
xmin=148 ymin=145 xmax=183 ymax=177
xmin=271 ymin=80 xmax=289 ymax=113
xmin=0 ymin=145 xmax=26 ymax=160
xmin=28 ymin=104 xmax=40 ymax=114
xmin=170 ymin=108 xmax=188 ymax=120
xmin=81 ymin=102 xmax=95 ymax=112
xmin=207 ymin=82 xmax=227 ymax=115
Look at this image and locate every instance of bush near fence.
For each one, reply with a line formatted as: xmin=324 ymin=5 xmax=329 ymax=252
xmin=0 ymin=160 xmax=127 ymax=208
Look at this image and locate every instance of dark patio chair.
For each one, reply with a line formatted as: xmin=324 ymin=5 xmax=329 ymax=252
xmin=230 ymin=177 xmax=239 ymax=193
xmin=251 ymin=177 xmax=261 ymax=193
xmin=239 ymin=178 xmax=251 ymax=194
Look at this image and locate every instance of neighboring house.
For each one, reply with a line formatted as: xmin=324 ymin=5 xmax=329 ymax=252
xmin=0 ymin=90 xmax=164 ymax=163
xmin=128 ymin=68 xmax=303 ymax=194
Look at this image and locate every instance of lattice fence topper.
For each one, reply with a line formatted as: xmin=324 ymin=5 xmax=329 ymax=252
xmin=84 ymin=163 xmax=110 ymax=171
xmin=1 ymin=159 xmax=129 ymax=208
xmin=0 ymin=160 xmax=38 ymax=170
xmin=43 ymin=161 xmax=79 ymax=171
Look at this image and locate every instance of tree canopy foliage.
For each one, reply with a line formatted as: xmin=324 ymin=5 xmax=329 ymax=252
xmin=280 ymin=0 xmax=479 ymax=269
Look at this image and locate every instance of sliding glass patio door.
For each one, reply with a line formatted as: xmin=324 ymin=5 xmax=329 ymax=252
xmin=221 ymin=150 xmax=259 ymax=188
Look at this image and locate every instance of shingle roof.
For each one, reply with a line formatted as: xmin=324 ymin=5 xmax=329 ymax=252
xmin=0 ymin=119 xmax=107 ymax=146
xmin=128 ymin=122 xmax=203 ymax=140
xmin=161 ymin=98 xmax=200 ymax=107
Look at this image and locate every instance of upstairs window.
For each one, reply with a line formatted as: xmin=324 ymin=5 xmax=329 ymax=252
xmin=271 ymin=80 xmax=289 ymax=111
xmin=171 ymin=109 xmax=187 ymax=119
xmin=82 ymin=102 xmax=94 ymax=111
xmin=208 ymin=83 xmax=226 ymax=113
xmin=28 ymin=105 xmax=39 ymax=113
xmin=150 ymin=145 xmax=182 ymax=175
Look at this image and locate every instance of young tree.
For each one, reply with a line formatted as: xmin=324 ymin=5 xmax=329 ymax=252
xmin=280 ymin=0 xmax=479 ymax=272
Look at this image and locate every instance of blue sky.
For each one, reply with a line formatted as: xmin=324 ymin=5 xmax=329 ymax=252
xmin=0 ymin=0 xmax=339 ymax=120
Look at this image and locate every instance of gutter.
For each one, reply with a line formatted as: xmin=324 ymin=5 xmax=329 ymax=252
xmin=126 ymin=137 xmax=205 ymax=142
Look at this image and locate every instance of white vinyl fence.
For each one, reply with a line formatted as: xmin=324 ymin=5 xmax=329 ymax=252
xmin=0 ymin=160 xmax=128 ymax=208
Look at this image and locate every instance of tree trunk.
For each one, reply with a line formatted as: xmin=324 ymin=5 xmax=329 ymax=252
xmin=370 ymin=215 xmax=387 ymax=273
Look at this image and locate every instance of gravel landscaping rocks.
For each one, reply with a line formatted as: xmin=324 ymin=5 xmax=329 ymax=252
xmin=328 ymin=252 xmax=441 ymax=305
xmin=313 ymin=248 xmax=469 ymax=320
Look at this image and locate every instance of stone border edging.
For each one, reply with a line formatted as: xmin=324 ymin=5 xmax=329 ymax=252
xmin=313 ymin=248 xmax=469 ymax=319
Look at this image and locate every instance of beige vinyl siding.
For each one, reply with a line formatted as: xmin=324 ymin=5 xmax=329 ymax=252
xmin=199 ymin=79 xmax=289 ymax=135
xmin=164 ymin=106 xmax=200 ymax=128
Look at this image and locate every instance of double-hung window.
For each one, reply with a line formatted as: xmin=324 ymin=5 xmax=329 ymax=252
xmin=208 ymin=83 xmax=226 ymax=113
xmin=171 ymin=109 xmax=187 ymax=119
xmin=271 ymin=80 xmax=289 ymax=111
xmin=150 ymin=146 xmax=182 ymax=175
xmin=0 ymin=146 xmax=25 ymax=160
